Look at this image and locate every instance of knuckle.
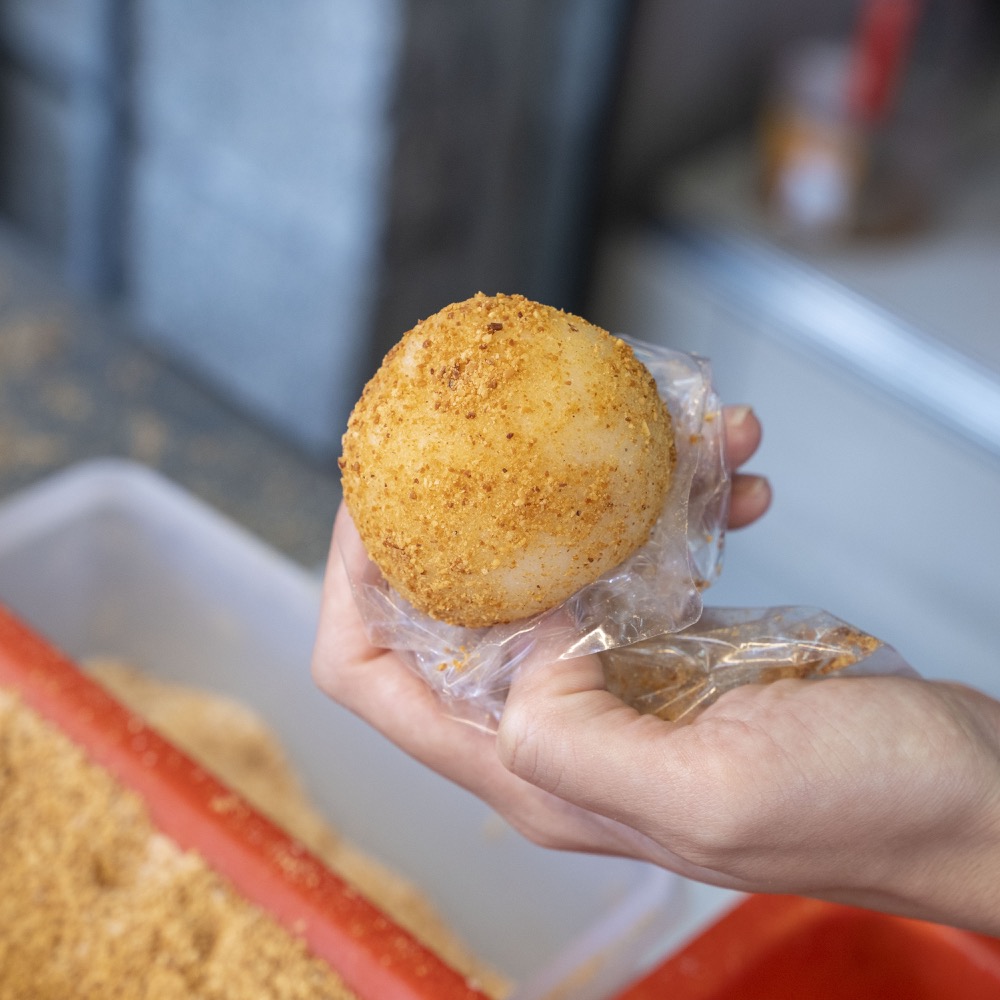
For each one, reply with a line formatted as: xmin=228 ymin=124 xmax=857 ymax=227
xmin=496 ymin=697 xmax=546 ymax=786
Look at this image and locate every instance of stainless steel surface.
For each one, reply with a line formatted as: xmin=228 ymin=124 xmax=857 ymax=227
xmin=655 ymin=219 xmax=1000 ymax=460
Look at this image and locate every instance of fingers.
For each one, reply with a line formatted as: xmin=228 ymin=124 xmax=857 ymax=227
xmin=311 ymin=505 xmax=506 ymax=783
xmin=729 ymin=473 xmax=772 ymax=528
xmin=721 ymin=405 xmax=762 ymax=470
xmin=721 ymin=406 xmax=771 ymax=529
xmin=497 ymin=652 xmax=669 ymax=823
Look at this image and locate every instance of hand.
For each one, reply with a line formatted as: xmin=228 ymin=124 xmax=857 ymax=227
xmin=316 ymin=507 xmax=1000 ymax=934
xmin=496 ymin=653 xmax=1000 ymax=935
xmin=313 ymin=404 xmax=770 ymax=842
xmin=315 ymin=404 xmax=1000 ymax=934
xmin=311 ymin=406 xmax=1000 ymax=938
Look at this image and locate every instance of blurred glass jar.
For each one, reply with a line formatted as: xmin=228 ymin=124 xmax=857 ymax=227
xmin=758 ymin=1 xmax=994 ymax=245
xmin=758 ymin=41 xmax=867 ymax=241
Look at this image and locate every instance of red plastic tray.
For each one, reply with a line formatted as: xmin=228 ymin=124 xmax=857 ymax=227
xmin=0 ymin=602 xmax=488 ymax=1000
xmin=614 ymin=893 xmax=1000 ymax=1000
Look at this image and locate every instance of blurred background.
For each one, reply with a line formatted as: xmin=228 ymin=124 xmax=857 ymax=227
xmin=1 ymin=0 xmax=999 ymax=692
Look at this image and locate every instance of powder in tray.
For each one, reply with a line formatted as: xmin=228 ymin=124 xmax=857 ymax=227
xmin=86 ymin=661 xmax=510 ymax=999
xmin=0 ymin=686 xmax=357 ymax=999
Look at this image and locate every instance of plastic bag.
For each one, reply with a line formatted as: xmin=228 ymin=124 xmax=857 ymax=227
xmin=602 ymin=606 xmax=916 ymax=723
xmin=344 ymin=338 xmax=910 ymax=730
xmin=345 ymin=339 xmax=729 ymax=724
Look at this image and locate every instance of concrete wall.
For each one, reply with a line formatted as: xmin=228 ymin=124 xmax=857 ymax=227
xmin=0 ymin=0 xmax=628 ymax=459
xmin=0 ymin=0 xmax=402 ymax=458
xmin=1 ymin=0 xmax=865 ymax=458
xmin=0 ymin=0 xmax=114 ymax=256
xmin=125 ymin=0 xmax=402 ymax=456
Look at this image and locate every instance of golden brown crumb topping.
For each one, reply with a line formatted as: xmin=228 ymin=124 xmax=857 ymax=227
xmin=340 ymin=293 xmax=675 ymax=627
xmin=0 ymin=687 xmax=356 ymax=999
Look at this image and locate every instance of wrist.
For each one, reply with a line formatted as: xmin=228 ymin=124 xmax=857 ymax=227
xmin=873 ymin=685 xmax=1000 ymax=935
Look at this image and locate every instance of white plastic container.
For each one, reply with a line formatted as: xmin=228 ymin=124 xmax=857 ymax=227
xmin=0 ymin=458 xmax=681 ymax=1000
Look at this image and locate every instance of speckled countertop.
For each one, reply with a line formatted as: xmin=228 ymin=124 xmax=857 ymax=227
xmin=0 ymin=222 xmax=342 ymax=570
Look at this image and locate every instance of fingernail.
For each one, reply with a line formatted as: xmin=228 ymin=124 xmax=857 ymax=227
xmin=735 ymin=474 xmax=771 ymax=501
xmin=728 ymin=405 xmax=754 ymax=426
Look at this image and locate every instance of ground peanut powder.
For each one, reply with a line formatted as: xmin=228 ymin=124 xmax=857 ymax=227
xmin=0 ymin=664 xmax=509 ymax=998
xmin=0 ymin=686 xmax=356 ymax=999
xmin=86 ymin=661 xmax=508 ymax=998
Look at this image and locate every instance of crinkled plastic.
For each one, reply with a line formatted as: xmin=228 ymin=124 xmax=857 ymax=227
xmin=344 ymin=339 xmax=909 ymax=730
xmin=602 ymin=606 xmax=916 ymax=723
xmin=345 ymin=340 xmax=728 ymax=725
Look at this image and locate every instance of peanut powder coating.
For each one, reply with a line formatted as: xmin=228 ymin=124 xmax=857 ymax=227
xmin=340 ymin=293 xmax=676 ymax=627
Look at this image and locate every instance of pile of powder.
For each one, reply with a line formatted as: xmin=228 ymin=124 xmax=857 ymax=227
xmin=0 ymin=686 xmax=356 ymax=999
xmin=87 ymin=661 xmax=509 ymax=999
xmin=0 ymin=662 xmax=510 ymax=998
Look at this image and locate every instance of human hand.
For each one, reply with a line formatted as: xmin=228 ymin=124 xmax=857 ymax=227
xmin=314 ymin=403 xmax=1000 ymax=934
xmin=316 ymin=515 xmax=1000 ymax=935
xmin=314 ymin=401 xmax=1000 ymax=934
xmin=496 ymin=652 xmax=1000 ymax=935
xmin=312 ymin=404 xmax=770 ymax=840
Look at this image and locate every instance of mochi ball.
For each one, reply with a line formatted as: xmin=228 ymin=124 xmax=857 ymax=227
xmin=339 ymin=293 xmax=676 ymax=628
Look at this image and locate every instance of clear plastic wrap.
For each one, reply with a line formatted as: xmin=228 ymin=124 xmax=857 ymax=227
xmin=602 ymin=606 xmax=915 ymax=723
xmin=344 ymin=339 xmax=907 ymax=729
xmin=345 ymin=340 xmax=728 ymax=725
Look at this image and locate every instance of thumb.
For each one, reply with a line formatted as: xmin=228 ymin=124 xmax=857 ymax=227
xmin=496 ymin=648 xmax=683 ymax=828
